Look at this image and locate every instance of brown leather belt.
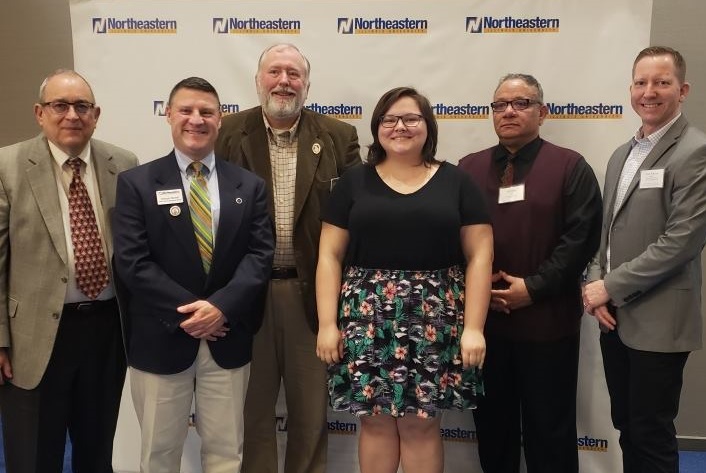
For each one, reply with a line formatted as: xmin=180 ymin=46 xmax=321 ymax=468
xmin=271 ymin=267 xmax=298 ymax=279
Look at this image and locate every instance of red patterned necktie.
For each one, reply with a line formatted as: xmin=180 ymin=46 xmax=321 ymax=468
xmin=67 ymin=157 xmax=109 ymax=299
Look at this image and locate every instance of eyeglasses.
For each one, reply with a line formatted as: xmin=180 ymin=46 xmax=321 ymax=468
xmin=379 ymin=114 xmax=424 ymax=128
xmin=490 ymin=99 xmax=540 ymax=113
xmin=41 ymin=101 xmax=96 ymax=115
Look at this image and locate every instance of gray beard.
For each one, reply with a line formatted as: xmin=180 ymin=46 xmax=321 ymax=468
xmin=261 ymin=95 xmax=302 ymax=122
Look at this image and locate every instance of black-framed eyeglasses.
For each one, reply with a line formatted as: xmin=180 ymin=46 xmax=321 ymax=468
xmin=41 ymin=101 xmax=96 ymax=116
xmin=379 ymin=113 xmax=424 ymax=128
xmin=490 ymin=99 xmax=540 ymax=113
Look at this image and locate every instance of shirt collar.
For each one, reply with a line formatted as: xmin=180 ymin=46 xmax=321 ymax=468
xmin=492 ymin=136 xmax=543 ymax=164
xmin=174 ymin=148 xmax=216 ymax=177
xmin=634 ymin=113 xmax=681 ymax=145
xmin=48 ymin=139 xmax=91 ymax=168
xmin=262 ymin=111 xmax=301 ymax=145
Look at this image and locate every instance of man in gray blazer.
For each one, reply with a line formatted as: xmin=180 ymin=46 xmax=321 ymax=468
xmin=0 ymin=70 xmax=137 ymax=473
xmin=584 ymin=46 xmax=706 ymax=473
xmin=215 ymin=43 xmax=360 ymax=473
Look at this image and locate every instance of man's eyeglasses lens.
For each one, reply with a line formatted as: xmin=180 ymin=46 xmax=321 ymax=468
xmin=380 ymin=114 xmax=424 ymax=128
xmin=42 ymin=101 xmax=95 ymax=115
xmin=490 ymin=99 xmax=537 ymax=113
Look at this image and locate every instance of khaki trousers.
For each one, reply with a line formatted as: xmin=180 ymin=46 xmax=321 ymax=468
xmin=131 ymin=340 xmax=250 ymax=473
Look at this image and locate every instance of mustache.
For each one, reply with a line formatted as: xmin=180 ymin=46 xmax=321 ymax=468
xmin=271 ymin=87 xmax=296 ymax=95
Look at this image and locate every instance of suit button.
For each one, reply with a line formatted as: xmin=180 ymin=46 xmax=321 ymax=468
xmin=61 ymin=277 xmax=68 ymax=283
xmin=52 ymin=313 xmax=60 ymax=319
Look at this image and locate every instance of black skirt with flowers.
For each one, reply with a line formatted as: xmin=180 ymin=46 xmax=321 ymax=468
xmin=327 ymin=265 xmax=484 ymax=418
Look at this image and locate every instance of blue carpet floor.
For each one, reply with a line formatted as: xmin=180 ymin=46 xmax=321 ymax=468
xmin=0 ymin=429 xmax=704 ymax=472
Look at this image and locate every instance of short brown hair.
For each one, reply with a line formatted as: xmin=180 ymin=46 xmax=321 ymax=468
xmin=367 ymin=86 xmax=439 ymax=166
xmin=633 ymin=46 xmax=687 ymax=84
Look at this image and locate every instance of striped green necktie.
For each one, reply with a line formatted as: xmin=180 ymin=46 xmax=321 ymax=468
xmin=188 ymin=161 xmax=213 ymax=273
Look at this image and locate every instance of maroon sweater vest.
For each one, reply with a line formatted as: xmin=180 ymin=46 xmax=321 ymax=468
xmin=460 ymin=141 xmax=583 ymax=342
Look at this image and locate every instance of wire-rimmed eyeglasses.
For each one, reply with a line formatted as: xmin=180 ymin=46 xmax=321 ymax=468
xmin=40 ymin=101 xmax=96 ymax=116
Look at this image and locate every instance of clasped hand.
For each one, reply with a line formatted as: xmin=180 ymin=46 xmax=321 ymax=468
xmin=489 ymin=271 xmax=532 ymax=313
xmin=178 ymin=300 xmax=229 ymax=340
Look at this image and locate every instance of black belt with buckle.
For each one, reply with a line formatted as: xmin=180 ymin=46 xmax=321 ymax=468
xmin=271 ymin=267 xmax=298 ymax=280
xmin=63 ymin=298 xmax=117 ymax=313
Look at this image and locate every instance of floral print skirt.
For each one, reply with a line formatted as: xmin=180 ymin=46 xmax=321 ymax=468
xmin=328 ymin=265 xmax=483 ymax=418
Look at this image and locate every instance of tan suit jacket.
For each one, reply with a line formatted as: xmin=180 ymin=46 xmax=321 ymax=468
xmin=0 ymin=134 xmax=138 ymax=389
xmin=587 ymin=116 xmax=706 ymax=352
xmin=215 ymin=107 xmax=360 ymax=331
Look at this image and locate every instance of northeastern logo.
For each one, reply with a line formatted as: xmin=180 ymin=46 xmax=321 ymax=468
xmin=305 ymin=103 xmax=362 ymax=119
xmin=466 ymin=15 xmax=560 ymax=34
xmin=212 ymin=17 xmax=301 ymax=34
xmin=337 ymin=17 xmax=428 ymax=34
xmin=440 ymin=426 xmax=478 ymax=442
xmin=153 ymin=101 xmax=240 ymax=116
xmin=93 ymin=17 xmax=177 ymax=34
xmin=153 ymin=100 xmax=167 ymax=116
xmin=433 ymin=102 xmax=490 ymax=119
xmin=577 ymin=435 xmax=609 ymax=452
xmin=546 ymin=102 xmax=623 ymax=119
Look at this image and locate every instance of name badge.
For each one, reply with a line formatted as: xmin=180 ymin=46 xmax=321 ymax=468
xmin=156 ymin=189 xmax=184 ymax=205
xmin=498 ymin=184 xmax=525 ymax=204
xmin=639 ymin=169 xmax=664 ymax=189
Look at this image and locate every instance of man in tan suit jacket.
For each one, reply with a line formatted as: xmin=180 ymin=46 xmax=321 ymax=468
xmin=215 ymin=44 xmax=360 ymax=473
xmin=0 ymin=70 xmax=137 ymax=473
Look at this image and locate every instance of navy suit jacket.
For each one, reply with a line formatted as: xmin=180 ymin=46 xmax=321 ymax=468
xmin=113 ymin=152 xmax=274 ymax=374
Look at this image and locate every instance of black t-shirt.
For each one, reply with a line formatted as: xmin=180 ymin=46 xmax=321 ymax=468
xmin=322 ymin=161 xmax=490 ymax=270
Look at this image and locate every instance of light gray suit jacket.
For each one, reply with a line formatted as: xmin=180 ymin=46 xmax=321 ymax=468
xmin=0 ymin=134 xmax=138 ymax=389
xmin=587 ymin=115 xmax=706 ymax=353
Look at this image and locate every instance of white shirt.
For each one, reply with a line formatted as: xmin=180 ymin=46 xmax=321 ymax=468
xmin=48 ymin=140 xmax=114 ymax=303
xmin=174 ymin=149 xmax=221 ymax=242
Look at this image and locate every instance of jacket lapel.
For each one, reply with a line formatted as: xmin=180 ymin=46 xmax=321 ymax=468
xmin=605 ymin=142 xmax=631 ymax=224
xmin=613 ymin=117 xmax=686 ymax=219
xmin=91 ymin=140 xmax=119 ymax=255
xmin=294 ymin=111 xmax=322 ymax=224
xmin=25 ymin=136 xmax=68 ymax=265
xmin=154 ymin=154 xmax=204 ymax=275
xmin=241 ymin=110 xmax=275 ymax=218
xmin=210 ymin=160 xmax=244 ymax=276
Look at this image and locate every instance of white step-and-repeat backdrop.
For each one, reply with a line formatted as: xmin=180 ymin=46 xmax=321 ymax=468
xmin=69 ymin=1 xmax=652 ymax=471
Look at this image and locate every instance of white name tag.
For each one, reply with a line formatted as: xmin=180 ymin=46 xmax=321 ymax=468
xmin=498 ymin=184 xmax=525 ymax=204
xmin=156 ymin=189 xmax=184 ymax=205
xmin=639 ymin=169 xmax=664 ymax=189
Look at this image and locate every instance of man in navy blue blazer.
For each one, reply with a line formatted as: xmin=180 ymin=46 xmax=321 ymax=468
xmin=113 ymin=77 xmax=274 ymax=473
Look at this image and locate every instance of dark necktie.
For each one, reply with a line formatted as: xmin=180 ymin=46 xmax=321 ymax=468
xmin=67 ymin=157 xmax=109 ymax=299
xmin=501 ymin=155 xmax=515 ymax=187
xmin=188 ymin=162 xmax=213 ymax=273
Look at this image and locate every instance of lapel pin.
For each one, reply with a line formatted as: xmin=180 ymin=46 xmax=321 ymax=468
xmin=312 ymin=143 xmax=321 ymax=155
xmin=169 ymin=205 xmax=181 ymax=216
xmin=235 ymin=197 xmax=243 ymax=204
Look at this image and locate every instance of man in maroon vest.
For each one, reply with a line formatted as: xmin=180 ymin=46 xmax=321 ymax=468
xmin=458 ymin=73 xmax=602 ymax=473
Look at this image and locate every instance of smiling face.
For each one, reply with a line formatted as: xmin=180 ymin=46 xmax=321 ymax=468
xmin=492 ymin=78 xmax=547 ymax=154
xmin=34 ymin=72 xmax=100 ymax=156
xmin=630 ymin=54 xmax=689 ymax=137
xmin=377 ymin=96 xmax=428 ymax=160
xmin=255 ymin=45 xmax=310 ymax=129
xmin=166 ymin=87 xmax=221 ymax=161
